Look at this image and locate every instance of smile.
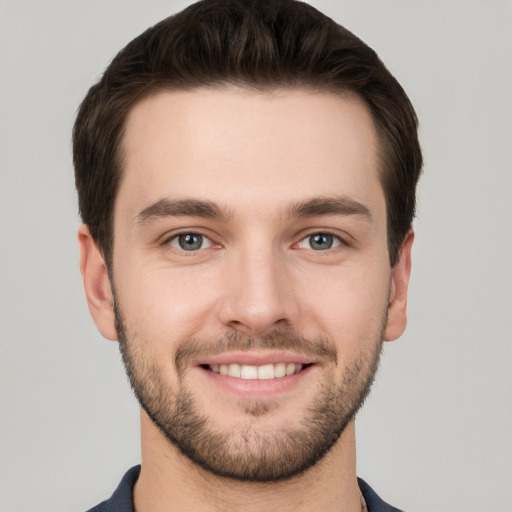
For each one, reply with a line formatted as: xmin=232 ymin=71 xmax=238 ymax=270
xmin=207 ymin=363 xmax=305 ymax=379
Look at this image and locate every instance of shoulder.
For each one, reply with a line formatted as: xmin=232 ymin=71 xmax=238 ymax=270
xmin=358 ymin=478 xmax=405 ymax=512
xmin=86 ymin=465 xmax=141 ymax=512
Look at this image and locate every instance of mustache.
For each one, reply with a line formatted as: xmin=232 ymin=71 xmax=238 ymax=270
xmin=175 ymin=329 xmax=337 ymax=375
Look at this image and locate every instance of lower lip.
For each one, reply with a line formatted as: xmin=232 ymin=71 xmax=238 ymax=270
xmin=195 ymin=365 xmax=315 ymax=397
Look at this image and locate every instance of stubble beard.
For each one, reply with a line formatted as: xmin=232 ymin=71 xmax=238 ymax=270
xmin=114 ymin=297 xmax=385 ymax=482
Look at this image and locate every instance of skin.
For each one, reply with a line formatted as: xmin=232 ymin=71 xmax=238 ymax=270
xmin=79 ymin=87 xmax=413 ymax=511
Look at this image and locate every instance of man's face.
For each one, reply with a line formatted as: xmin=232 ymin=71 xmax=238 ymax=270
xmin=97 ymin=87 xmax=410 ymax=481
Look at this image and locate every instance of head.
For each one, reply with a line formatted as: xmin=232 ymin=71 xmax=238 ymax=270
xmin=73 ymin=0 xmax=422 ymax=271
xmin=75 ymin=0 xmax=421 ymax=483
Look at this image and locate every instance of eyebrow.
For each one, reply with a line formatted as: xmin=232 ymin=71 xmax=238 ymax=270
xmin=136 ymin=198 xmax=232 ymax=225
xmin=286 ymin=195 xmax=372 ymax=221
xmin=136 ymin=195 xmax=372 ymax=225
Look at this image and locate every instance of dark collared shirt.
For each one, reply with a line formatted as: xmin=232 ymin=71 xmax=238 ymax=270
xmin=87 ymin=465 xmax=404 ymax=512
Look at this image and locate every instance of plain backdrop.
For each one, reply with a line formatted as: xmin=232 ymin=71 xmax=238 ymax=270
xmin=1 ymin=1 xmax=511 ymax=511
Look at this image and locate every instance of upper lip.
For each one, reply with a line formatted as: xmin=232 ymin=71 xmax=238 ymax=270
xmin=195 ymin=350 xmax=314 ymax=367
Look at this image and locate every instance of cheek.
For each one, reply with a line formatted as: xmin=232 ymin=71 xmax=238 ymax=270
xmin=114 ymin=262 xmax=221 ymax=345
xmin=296 ymin=263 xmax=390 ymax=345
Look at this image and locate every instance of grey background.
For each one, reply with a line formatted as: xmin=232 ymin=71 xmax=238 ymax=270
xmin=1 ymin=1 xmax=511 ymax=511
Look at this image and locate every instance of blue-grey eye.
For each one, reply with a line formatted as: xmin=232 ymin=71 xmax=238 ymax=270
xmin=310 ymin=233 xmax=333 ymax=250
xmin=298 ymin=233 xmax=341 ymax=251
xmin=169 ymin=233 xmax=212 ymax=251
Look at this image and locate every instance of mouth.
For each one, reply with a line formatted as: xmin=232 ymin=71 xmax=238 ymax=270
xmin=201 ymin=362 xmax=312 ymax=380
xmin=193 ymin=351 xmax=318 ymax=397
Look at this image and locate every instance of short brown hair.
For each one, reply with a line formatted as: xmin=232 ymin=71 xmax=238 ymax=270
xmin=73 ymin=0 xmax=422 ymax=267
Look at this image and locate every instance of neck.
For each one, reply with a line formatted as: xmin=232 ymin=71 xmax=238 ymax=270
xmin=134 ymin=410 xmax=362 ymax=512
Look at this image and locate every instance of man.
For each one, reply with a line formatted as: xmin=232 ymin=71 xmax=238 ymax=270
xmin=74 ymin=0 xmax=422 ymax=510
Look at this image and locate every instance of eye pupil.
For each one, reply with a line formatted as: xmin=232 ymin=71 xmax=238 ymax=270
xmin=178 ymin=233 xmax=202 ymax=251
xmin=310 ymin=233 xmax=333 ymax=250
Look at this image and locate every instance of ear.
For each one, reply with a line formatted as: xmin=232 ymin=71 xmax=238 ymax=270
xmin=384 ymin=231 xmax=414 ymax=342
xmin=78 ymin=224 xmax=118 ymax=341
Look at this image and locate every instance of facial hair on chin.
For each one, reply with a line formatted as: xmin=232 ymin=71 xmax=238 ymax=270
xmin=113 ymin=292 xmax=386 ymax=482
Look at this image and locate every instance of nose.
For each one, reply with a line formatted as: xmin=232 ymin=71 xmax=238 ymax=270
xmin=217 ymin=245 xmax=297 ymax=337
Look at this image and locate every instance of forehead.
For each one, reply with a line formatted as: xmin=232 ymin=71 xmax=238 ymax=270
xmin=118 ymin=87 xmax=384 ymax=221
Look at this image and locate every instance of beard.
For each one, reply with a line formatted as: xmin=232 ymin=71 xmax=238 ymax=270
xmin=114 ymin=297 xmax=385 ymax=483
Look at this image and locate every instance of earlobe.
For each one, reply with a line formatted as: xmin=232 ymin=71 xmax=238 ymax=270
xmin=384 ymin=231 xmax=414 ymax=342
xmin=78 ymin=225 xmax=118 ymax=341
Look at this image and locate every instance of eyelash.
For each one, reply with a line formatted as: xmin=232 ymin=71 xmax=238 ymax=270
xmin=163 ymin=231 xmax=215 ymax=253
xmin=296 ymin=231 xmax=348 ymax=251
xmin=162 ymin=230 xmax=349 ymax=254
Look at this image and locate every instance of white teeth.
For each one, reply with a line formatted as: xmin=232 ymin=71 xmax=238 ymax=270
xmin=257 ymin=364 xmax=275 ymax=380
xmin=227 ymin=363 xmax=241 ymax=378
xmin=274 ymin=362 xmax=286 ymax=378
xmin=240 ymin=365 xmax=258 ymax=379
xmin=208 ymin=362 xmax=305 ymax=379
xmin=285 ymin=363 xmax=296 ymax=376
